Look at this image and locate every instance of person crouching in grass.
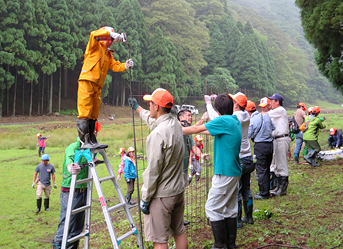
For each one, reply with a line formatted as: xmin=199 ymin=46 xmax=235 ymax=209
xmin=182 ymin=93 xmax=242 ymax=249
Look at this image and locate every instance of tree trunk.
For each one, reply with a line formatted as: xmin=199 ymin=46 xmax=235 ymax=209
xmin=6 ymin=65 xmax=10 ymax=116
xmin=22 ymin=77 xmax=25 ymax=115
xmin=49 ymin=74 xmax=53 ymax=114
xmin=41 ymin=74 xmax=45 ymax=115
xmin=29 ymin=80 xmax=33 ymax=117
xmin=63 ymin=66 xmax=68 ymax=98
xmin=112 ymin=79 xmax=115 ymax=105
xmin=37 ymin=73 xmax=40 ymax=115
xmin=121 ymin=82 xmax=125 ymax=107
xmin=59 ymin=67 xmax=61 ymax=113
xmin=13 ymin=73 xmax=17 ymax=117
xmin=0 ymin=89 xmax=3 ymax=118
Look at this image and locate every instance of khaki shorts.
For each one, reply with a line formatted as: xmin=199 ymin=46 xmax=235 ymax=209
xmin=144 ymin=192 xmax=185 ymax=243
xmin=36 ymin=181 xmax=51 ymax=199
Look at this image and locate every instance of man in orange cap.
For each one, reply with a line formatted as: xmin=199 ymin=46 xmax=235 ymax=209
xmin=248 ymin=99 xmax=275 ymax=200
xmin=77 ymin=26 xmax=134 ymax=150
xmin=292 ymin=102 xmax=307 ymax=164
xmin=267 ymin=93 xmax=290 ymax=196
xmin=328 ymin=128 xmax=342 ymax=149
xmin=128 ymin=89 xmax=188 ymax=248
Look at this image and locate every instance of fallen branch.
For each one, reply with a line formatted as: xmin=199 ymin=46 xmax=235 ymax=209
xmin=255 ymin=244 xmax=305 ymax=249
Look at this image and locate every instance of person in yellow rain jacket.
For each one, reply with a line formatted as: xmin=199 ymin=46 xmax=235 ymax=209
xmin=77 ymin=26 xmax=134 ymax=149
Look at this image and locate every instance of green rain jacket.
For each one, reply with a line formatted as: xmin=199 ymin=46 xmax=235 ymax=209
xmin=302 ymin=116 xmax=326 ymax=141
xmin=61 ymin=139 xmax=89 ymax=189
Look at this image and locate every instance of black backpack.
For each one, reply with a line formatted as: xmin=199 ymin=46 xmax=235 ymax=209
xmin=292 ymin=116 xmax=300 ymax=134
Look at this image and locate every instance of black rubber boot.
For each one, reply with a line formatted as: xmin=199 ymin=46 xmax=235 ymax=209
xmin=89 ymin=119 xmax=108 ymax=149
xmin=225 ymin=218 xmax=237 ymax=249
xmin=39 ymin=151 xmax=41 ymax=157
xmin=210 ymin=220 xmax=228 ymax=248
xmin=310 ymin=152 xmax=321 ymax=167
xmin=242 ymin=198 xmax=254 ymax=224
xmin=294 ymin=156 xmax=299 ymax=165
xmin=35 ymin=198 xmax=42 ymax=213
xmin=52 ymin=241 xmax=61 ymax=249
xmin=271 ymin=176 xmax=288 ymax=196
xmin=77 ymin=119 xmax=95 ymax=149
xmin=67 ymin=240 xmax=79 ymax=249
xmin=270 ymin=172 xmax=277 ymax=190
xmin=270 ymin=176 xmax=280 ymax=194
xmin=237 ymin=201 xmax=243 ymax=228
xmin=125 ymin=196 xmax=136 ymax=205
xmin=44 ymin=198 xmax=50 ymax=211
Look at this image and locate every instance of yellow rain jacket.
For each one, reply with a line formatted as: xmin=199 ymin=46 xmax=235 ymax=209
xmin=78 ymin=29 xmax=126 ymax=88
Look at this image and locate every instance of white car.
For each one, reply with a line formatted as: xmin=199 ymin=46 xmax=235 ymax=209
xmin=181 ymin=104 xmax=199 ymax=115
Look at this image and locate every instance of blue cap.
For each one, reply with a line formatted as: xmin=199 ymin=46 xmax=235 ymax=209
xmin=268 ymin=93 xmax=283 ymax=101
xmin=41 ymin=154 xmax=49 ymax=160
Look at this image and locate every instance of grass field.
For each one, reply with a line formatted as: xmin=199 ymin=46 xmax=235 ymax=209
xmin=1 ymin=109 xmax=343 ymax=248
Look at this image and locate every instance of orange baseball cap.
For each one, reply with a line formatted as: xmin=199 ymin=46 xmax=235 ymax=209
xmin=330 ymin=128 xmax=336 ymax=135
xmin=298 ymin=102 xmax=307 ymax=111
xmin=143 ymin=88 xmax=173 ymax=108
xmin=228 ymin=92 xmax=247 ymax=108
xmin=258 ymin=97 xmax=271 ymax=107
xmin=246 ymin=100 xmax=256 ymax=112
xmin=194 ymin=135 xmax=204 ymax=142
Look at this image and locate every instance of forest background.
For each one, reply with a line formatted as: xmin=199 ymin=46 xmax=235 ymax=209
xmin=1 ymin=0 xmax=342 ymax=118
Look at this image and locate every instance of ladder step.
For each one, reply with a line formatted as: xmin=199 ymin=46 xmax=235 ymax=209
xmin=76 ymin=177 xmax=93 ymax=185
xmin=117 ymin=228 xmax=138 ymax=242
xmin=71 ymin=204 xmax=91 ymax=215
xmin=108 ymin=202 xmax=126 ymax=212
xmin=99 ymin=175 xmax=116 ymax=183
xmin=67 ymin=231 xmax=89 ymax=243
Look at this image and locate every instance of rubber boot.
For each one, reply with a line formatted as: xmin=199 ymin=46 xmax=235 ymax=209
xmin=294 ymin=154 xmax=299 ymax=165
xmin=52 ymin=242 xmax=61 ymax=249
xmin=67 ymin=240 xmax=79 ymax=249
xmin=77 ymin=119 xmax=95 ymax=149
xmin=89 ymin=119 xmax=108 ymax=149
xmin=270 ymin=176 xmax=280 ymax=194
xmin=242 ymin=198 xmax=254 ymax=224
xmin=237 ymin=201 xmax=243 ymax=228
xmin=271 ymin=176 xmax=288 ymax=196
xmin=225 ymin=218 xmax=237 ymax=249
xmin=35 ymin=198 xmax=42 ymax=213
xmin=270 ymin=172 xmax=277 ymax=191
xmin=44 ymin=198 xmax=50 ymax=211
xmin=125 ymin=196 xmax=136 ymax=205
xmin=210 ymin=220 xmax=227 ymax=248
xmin=310 ymin=152 xmax=320 ymax=167
xmin=288 ymin=150 xmax=293 ymax=161
xmin=305 ymin=150 xmax=315 ymax=164
xmin=39 ymin=151 xmax=41 ymax=157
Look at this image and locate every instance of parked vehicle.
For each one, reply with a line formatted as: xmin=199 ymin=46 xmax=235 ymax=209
xmin=181 ymin=104 xmax=199 ymax=115
xmin=171 ymin=104 xmax=181 ymax=114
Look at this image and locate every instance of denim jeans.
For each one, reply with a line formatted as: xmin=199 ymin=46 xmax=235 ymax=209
xmin=238 ymin=156 xmax=254 ymax=202
xmin=53 ymin=190 xmax=87 ymax=243
xmin=294 ymin=132 xmax=303 ymax=156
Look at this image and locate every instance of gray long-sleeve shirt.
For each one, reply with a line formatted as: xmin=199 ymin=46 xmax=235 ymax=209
xmin=139 ymin=110 xmax=185 ymax=202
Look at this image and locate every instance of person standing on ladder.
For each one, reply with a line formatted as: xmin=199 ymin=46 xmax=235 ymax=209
xmin=124 ymin=147 xmax=137 ymax=205
xmin=128 ymin=88 xmax=188 ymax=249
xmin=77 ymin=26 xmax=134 ymax=150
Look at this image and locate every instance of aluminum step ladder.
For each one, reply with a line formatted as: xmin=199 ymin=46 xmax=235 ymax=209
xmin=61 ymin=148 xmax=144 ymax=249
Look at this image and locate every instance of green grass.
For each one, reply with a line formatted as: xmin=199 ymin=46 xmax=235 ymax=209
xmin=1 ymin=111 xmax=343 ymax=248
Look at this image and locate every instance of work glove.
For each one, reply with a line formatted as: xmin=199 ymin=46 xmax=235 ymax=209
xmin=201 ymin=153 xmax=211 ymax=161
xmin=53 ymin=183 xmax=57 ymax=189
xmin=125 ymin=59 xmax=134 ymax=69
xmin=201 ymin=112 xmax=210 ymax=122
xmin=189 ymin=164 xmax=193 ymax=170
xmin=204 ymin=95 xmax=211 ymax=105
xmin=67 ymin=163 xmax=81 ymax=175
xmin=47 ymin=135 xmax=51 ymax=138
xmin=128 ymin=97 xmax=139 ymax=110
xmin=211 ymin=94 xmax=217 ymax=101
xmin=140 ymin=200 xmax=151 ymax=215
xmin=32 ymin=183 xmax=35 ymax=188
xmin=111 ymin=32 xmax=123 ymax=42
xmin=117 ymin=175 xmax=121 ymax=180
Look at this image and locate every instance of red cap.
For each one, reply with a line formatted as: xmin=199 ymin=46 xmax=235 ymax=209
xmin=95 ymin=122 xmax=101 ymax=132
xmin=228 ymin=92 xmax=247 ymax=108
xmin=258 ymin=97 xmax=271 ymax=107
xmin=330 ymin=128 xmax=336 ymax=135
xmin=298 ymin=102 xmax=307 ymax=111
xmin=143 ymin=88 xmax=173 ymax=108
xmin=246 ymin=101 xmax=256 ymax=112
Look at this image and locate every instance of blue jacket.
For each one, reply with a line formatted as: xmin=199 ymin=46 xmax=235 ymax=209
xmin=329 ymin=130 xmax=343 ymax=147
xmin=124 ymin=157 xmax=137 ymax=180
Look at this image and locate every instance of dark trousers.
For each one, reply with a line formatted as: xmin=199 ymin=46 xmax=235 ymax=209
xmin=254 ymin=142 xmax=273 ymax=196
xmin=126 ymin=178 xmax=135 ymax=196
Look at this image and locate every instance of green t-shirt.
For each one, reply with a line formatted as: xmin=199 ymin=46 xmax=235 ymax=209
xmin=205 ymin=115 xmax=242 ymax=177
xmin=183 ymin=135 xmax=195 ymax=173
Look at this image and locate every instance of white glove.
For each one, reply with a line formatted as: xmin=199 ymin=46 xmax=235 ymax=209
xmin=110 ymin=32 xmax=123 ymax=42
xmin=53 ymin=183 xmax=57 ymax=189
xmin=204 ymin=95 xmax=211 ymax=105
xmin=32 ymin=183 xmax=35 ymax=188
xmin=125 ymin=59 xmax=134 ymax=69
xmin=211 ymin=94 xmax=217 ymax=101
xmin=67 ymin=163 xmax=81 ymax=175
xmin=201 ymin=153 xmax=211 ymax=161
xmin=202 ymin=112 xmax=210 ymax=122
xmin=189 ymin=164 xmax=193 ymax=170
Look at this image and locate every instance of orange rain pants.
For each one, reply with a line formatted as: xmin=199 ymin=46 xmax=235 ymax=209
xmin=77 ymin=80 xmax=102 ymax=120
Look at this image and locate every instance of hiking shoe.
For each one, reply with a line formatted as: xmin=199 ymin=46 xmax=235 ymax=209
xmin=254 ymin=193 xmax=270 ymax=200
